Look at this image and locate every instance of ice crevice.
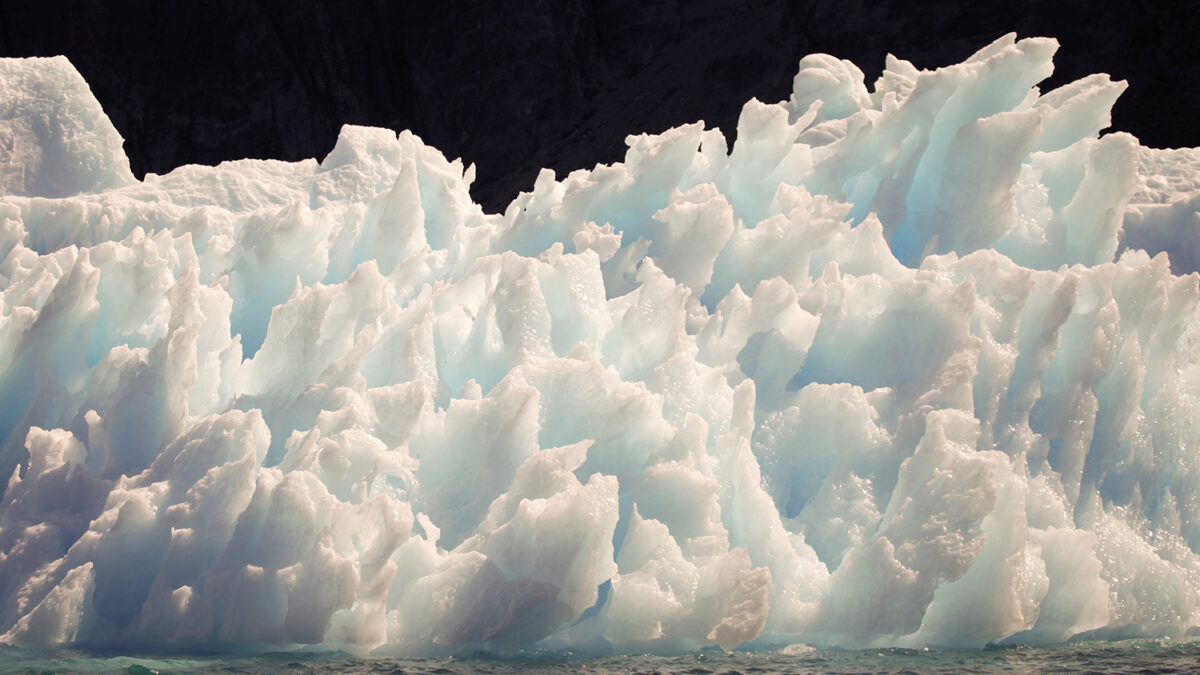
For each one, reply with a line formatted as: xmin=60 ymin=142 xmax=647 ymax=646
xmin=2 ymin=34 xmax=1200 ymax=653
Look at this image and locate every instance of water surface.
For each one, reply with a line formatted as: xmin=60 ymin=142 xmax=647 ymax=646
xmin=3 ymin=640 xmax=1198 ymax=674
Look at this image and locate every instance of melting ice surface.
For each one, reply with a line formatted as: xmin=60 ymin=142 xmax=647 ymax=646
xmin=2 ymin=34 xmax=1200 ymax=656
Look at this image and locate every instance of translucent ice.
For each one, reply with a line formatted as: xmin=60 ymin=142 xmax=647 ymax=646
xmin=2 ymin=35 xmax=1200 ymax=654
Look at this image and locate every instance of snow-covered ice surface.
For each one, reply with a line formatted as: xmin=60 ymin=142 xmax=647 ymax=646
xmin=2 ymin=34 xmax=1200 ymax=654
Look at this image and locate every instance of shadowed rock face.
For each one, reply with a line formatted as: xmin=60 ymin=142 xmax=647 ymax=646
xmin=2 ymin=0 xmax=1198 ymax=212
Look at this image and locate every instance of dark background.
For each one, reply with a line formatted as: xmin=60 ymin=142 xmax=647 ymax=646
xmin=2 ymin=0 xmax=1197 ymax=212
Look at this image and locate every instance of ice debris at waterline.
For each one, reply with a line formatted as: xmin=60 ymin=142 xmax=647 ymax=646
xmin=1 ymin=34 xmax=1200 ymax=655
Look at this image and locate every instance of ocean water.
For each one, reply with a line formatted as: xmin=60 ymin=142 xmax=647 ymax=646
xmin=1 ymin=641 xmax=1198 ymax=675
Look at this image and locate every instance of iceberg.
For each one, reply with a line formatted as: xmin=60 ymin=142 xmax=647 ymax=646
xmin=1 ymin=34 xmax=1200 ymax=654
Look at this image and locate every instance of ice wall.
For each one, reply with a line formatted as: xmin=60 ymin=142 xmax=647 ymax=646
xmin=1 ymin=35 xmax=1200 ymax=654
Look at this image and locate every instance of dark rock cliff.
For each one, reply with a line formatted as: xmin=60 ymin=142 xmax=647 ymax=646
xmin=2 ymin=0 xmax=1197 ymax=211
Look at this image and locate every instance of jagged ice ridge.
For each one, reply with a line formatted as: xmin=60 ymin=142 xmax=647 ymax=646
xmin=1 ymin=34 xmax=1200 ymax=654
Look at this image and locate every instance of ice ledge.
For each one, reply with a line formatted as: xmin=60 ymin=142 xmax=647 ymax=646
xmin=0 ymin=55 xmax=135 ymax=198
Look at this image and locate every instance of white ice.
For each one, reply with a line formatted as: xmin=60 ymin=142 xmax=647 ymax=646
xmin=2 ymin=35 xmax=1200 ymax=654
